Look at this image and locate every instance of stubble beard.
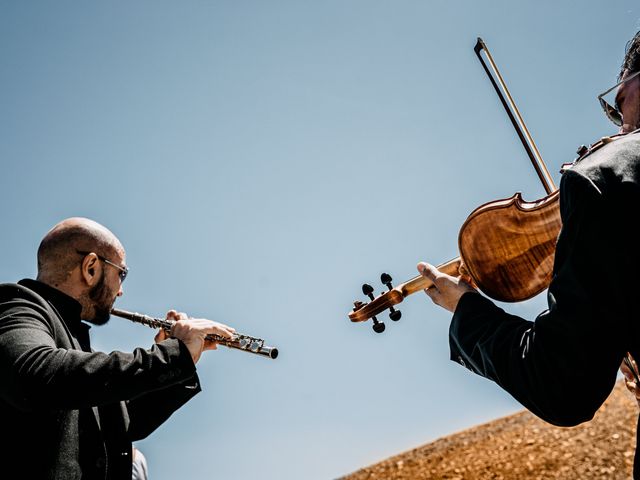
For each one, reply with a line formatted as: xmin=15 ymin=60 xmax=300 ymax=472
xmin=86 ymin=272 xmax=116 ymax=326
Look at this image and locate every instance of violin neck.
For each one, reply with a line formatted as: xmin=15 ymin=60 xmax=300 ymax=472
xmin=399 ymin=257 xmax=462 ymax=296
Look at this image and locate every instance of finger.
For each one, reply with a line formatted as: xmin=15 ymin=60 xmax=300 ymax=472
xmin=186 ymin=319 xmax=235 ymax=337
xmin=215 ymin=322 xmax=236 ymax=336
xmin=417 ymin=262 xmax=442 ymax=287
xmin=195 ymin=319 xmax=236 ymax=338
xmin=166 ymin=310 xmax=190 ymax=321
xmin=209 ymin=324 xmax=235 ymax=339
xmin=154 ymin=329 xmax=168 ymax=343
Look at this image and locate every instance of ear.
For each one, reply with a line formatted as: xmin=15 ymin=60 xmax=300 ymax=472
xmin=80 ymin=253 xmax=102 ymax=286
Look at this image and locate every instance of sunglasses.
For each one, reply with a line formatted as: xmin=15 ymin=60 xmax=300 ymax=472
xmin=597 ymin=70 xmax=640 ymax=127
xmin=76 ymin=250 xmax=129 ymax=283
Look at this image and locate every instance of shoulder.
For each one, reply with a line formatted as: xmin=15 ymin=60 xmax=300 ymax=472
xmin=0 ymin=282 xmax=49 ymax=306
xmin=568 ymin=132 xmax=640 ymax=194
xmin=0 ymin=282 xmax=56 ymax=325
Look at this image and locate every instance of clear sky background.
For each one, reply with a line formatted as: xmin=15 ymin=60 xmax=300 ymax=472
xmin=1 ymin=2 xmax=639 ymax=479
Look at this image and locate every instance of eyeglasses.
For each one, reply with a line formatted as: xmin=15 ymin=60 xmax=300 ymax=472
xmin=597 ymin=70 xmax=640 ymax=127
xmin=76 ymin=250 xmax=129 ymax=283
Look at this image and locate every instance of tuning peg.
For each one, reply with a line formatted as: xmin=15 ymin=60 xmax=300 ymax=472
xmin=362 ymin=283 xmax=375 ymax=300
xmin=380 ymin=273 xmax=401 ymax=321
xmin=380 ymin=272 xmax=393 ymax=287
xmin=352 ymin=300 xmax=365 ymax=311
xmin=372 ymin=316 xmax=386 ymax=333
xmin=362 ymin=283 xmax=386 ymax=332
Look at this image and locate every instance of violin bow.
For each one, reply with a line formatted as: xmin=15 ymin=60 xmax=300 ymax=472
xmin=474 ymin=38 xmax=557 ymax=194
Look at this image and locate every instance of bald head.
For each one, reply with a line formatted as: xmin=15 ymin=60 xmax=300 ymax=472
xmin=37 ymin=218 xmax=124 ymax=285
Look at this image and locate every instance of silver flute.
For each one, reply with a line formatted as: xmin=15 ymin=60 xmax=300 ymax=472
xmin=111 ymin=308 xmax=278 ymax=360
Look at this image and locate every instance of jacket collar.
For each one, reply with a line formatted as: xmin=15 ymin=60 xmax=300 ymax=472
xmin=17 ymin=279 xmax=86 ymax=334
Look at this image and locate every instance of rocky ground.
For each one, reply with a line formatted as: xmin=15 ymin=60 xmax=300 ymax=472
xmin=341 ymin=380 xmax=637 ymax=479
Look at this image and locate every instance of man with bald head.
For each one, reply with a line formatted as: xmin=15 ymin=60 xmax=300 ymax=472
xmin=0 ymin=217 xmax=236 ymax=479
xmin=37 ymin=218 xmax=128 ymax=325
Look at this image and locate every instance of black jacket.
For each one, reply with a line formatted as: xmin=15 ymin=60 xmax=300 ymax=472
xmin=450 ymin=132 xmax=640 ymax=474
xmin=0 ymin=280 xmax=201 ymax=479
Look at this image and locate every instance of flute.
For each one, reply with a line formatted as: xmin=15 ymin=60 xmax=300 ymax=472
xmin=111 ymin=308 xmax=278 ymax=360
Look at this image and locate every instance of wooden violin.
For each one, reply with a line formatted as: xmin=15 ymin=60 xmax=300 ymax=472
xmin=349 ymin=189 xmax=562 ymax=329
xmin=349 ymin=38 xmax=563 ymax=331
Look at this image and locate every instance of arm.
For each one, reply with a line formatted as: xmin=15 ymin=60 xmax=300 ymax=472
xmin=124 ymin=310 xmax=208 ymax=440
xmin=420 ymin=169 xmax=631 ymax=426
xmin=0 ymin=305 xmax=198 ymax=411
xmin=125 ymin=372 xmax=202 ymax=441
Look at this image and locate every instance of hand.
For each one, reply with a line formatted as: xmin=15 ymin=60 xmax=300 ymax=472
xmin=620 ymin=354 xmax=640 ymax=407
xmin=416 ymin=262 xmax=477 ymax=313
xmin=155 ymin=310 xmax=236 ymax=364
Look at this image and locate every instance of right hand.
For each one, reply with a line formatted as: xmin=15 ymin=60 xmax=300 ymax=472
xmin=155 ymin=310 xmax=236 ymax=364
xmin=621 ymin=353 xmax=640 ymax=407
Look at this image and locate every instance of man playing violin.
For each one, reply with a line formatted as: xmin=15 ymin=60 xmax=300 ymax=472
xmin=419 ymin=31 xmax=640 ymax=476
xmin=0 ymin=217 xmax=236 ymax=479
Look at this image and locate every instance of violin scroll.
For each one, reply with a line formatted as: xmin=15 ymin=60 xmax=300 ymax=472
xmin=351 ymin=275 xmax=403 ymax=333
xmin=349 ymin=258 xmax=462 ymax=329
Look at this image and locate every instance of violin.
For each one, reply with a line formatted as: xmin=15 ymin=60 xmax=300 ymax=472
xmin=349 ymin=38 xmax=564 ymax=331
xmin=348 ymin=38 xmax=640 ymax=387
xmin=348 ymin=190 xmax=561 ymax=328
xmin=348 ymin=38 xmax=633 ymax=332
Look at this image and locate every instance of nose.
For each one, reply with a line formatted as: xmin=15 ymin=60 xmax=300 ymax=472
xmin=117 ymin=285 xmax=124 ymax=297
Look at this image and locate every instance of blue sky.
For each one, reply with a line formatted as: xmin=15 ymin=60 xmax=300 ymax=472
xmin=2 ymin=2 xmax=639 ymax=479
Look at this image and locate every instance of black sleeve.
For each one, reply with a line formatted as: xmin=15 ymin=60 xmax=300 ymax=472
xmin=0 ymin=304 xmax=198 ymax=411
xmin=449 ymin=169 xmax=629 ymax=427
xmin=126 ymin=372 xmax=202 ymax=441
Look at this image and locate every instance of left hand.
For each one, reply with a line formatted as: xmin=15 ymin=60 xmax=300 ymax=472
xmin=417 ymin=262 xmax=477 ymax=313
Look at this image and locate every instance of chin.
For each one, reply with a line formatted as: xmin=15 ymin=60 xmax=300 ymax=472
xmin=89 ymin=300 xmax=115 ymax=326
xmin=87 ymin=310 xmax=111 ymax=326
xmin=86 ymin=275 xmax=117 ymax=326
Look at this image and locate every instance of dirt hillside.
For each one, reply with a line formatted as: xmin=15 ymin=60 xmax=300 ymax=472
xmin=340 ymin=381 xmax=637 ymax=479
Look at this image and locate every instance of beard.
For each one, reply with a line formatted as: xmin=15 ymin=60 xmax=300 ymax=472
xmin=86 ymin=271 xmax=116 ymax=326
